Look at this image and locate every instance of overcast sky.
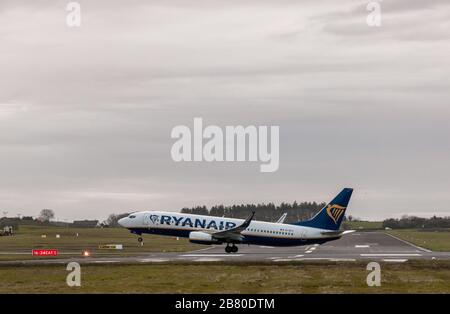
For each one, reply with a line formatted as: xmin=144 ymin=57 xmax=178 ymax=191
xmin=1 ymin=0 xmax=449 ymax=221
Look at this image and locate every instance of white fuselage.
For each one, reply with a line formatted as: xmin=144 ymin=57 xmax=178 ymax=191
xmin=118 ymin=210 xmax=339 ymax=246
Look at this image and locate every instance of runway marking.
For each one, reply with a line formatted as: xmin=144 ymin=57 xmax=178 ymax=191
xmin=330 ymin=258 xmax=357 ymax=262
xmin=273 ymin=259 xmax=294 ymax=262
xmin=288 ymin=255 xmax=304 ymax=258
xmin=295 ymin=258 xmax=356 ymax=262
xmin=189 ymin=246 xmax=217 ymax=253
xmin=384 ymin=232 xmax=432 ymax=252
xmin=193 ymin=258 xmax=223 ymax=262
xmin=139 ymin=258 xmax=169 ymax=263
xmin=180 ymin=254 xmax=242 ymax=257
xmin=360 ymin=253 xmax=421 ymax=257
xmin=382 ymin=259 xmax=408 ymax=263
xmin=355 ymin=245 xmax=370 ymax=248
xmin=259 ymin=246 xmax=275 ymax=248
xmin=267 ymin=257 xmax=282 ymax=260
xmin=305 ymin=250 xmax=313 ymax=253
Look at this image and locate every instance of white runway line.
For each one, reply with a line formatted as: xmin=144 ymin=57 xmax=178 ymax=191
xmin=193 ymin=258 xmax=223 ymax=262
xmin=273 ymin=259 xmax=295 ymax=262
xmin=382 ymin=259 xmax=408 ymax=263
xmin=360 ymin=253 xmax=421 ymax=257
xmin=259 ymin=246 xmax=275 ymax=248
xmin=305 ymin=250 xmax=313 ymax=253
xmin=180 ymin=254 xmax=242 ymax=257
xmin=295 ymin=258 xmax=356 ymax=262
xmin=139 ymin=258 xmax=169 ymax=263
xmin=384 ymin=232 xmax=432 ymax=252
xmin=355 ymin=245 xmax=370 ymax=248
xmin=330 ymin=258 xmax=357 ymax=262
xmin=189 ymin=246 xmax=218 ymax=253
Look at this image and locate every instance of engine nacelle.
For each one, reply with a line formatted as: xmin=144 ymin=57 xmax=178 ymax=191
xmin=189 ymin=231 xmax=220 ymax=244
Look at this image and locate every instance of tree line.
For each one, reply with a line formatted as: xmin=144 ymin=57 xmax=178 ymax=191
xmin=382 ymin=215 xmax=450 ymax=229
xmin=180 ymin=201 xmax=327 ymax=223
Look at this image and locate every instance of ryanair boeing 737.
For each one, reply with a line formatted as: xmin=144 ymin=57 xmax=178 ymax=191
xmin=118 ymin=188 xmax=353 ymax=253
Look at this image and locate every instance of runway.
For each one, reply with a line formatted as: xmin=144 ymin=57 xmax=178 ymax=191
xmin=1 ymin=232 xmax=449 ymax=266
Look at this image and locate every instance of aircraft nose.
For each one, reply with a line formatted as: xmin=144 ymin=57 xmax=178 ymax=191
xmin=118 ymin=217 xmax=127 ymax=227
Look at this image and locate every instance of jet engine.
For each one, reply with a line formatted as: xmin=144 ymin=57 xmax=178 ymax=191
xmin=189 ymin=231 xmax=220 ymax=244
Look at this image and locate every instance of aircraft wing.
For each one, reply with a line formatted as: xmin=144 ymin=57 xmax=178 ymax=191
xmin=209 ymin=211 xmax=255 ymax=242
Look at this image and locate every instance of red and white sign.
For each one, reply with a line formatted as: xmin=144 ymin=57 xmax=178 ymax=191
xmin=32 ymin=249 xmax=58 ymax=256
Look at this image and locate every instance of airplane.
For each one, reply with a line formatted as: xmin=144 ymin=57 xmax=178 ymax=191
xmin=118 ymin=188 xmax=354 ymax=253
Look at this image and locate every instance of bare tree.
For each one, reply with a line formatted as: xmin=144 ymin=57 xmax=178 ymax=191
xmin=104 ymin=213 xmax=129 ymax=227
xmin=38 ymin=209 xmax=55 ymax=222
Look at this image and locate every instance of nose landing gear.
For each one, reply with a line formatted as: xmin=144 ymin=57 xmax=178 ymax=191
xmin=225 ymin=244 xmax=238 ymax=253
xmin=138 ymin=236 xmax=144 ymax=246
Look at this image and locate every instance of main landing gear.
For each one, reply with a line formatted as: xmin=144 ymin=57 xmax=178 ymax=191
xmin=225 ymin=244 xmax=238 ymax=253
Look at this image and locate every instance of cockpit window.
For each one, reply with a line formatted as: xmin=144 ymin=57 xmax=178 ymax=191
xmin=128 ymin=215 xmax=136 ymax=219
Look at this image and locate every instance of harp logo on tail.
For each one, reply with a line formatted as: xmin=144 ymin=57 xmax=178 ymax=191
xmin=326 ymin=204 xmax=346 ymax=224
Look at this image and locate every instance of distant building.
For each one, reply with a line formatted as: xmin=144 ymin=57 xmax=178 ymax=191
xmin=0 ymin=218 xmax=19 ymax=230
xmin=2 ymin=226 xmax=13 ymax=236
xmin=72 ymin=220 xmax=99 ymax=228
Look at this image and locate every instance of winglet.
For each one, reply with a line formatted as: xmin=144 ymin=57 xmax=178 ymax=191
xmin=241 ymin=211 xmax=255 ymax=229
xmin=276 ymin=213 xmax=287 ymax=224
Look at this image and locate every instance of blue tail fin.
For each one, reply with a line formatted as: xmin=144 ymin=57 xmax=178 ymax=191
xmin=292 ymin=188 xmax=353 ymax=231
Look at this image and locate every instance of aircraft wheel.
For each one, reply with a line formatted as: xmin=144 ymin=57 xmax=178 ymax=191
xmin=232 ymin=245 xmax=238 ymax=253
xmin=225 ymin=245 xmax=232 ymax=253
xmin=138 ymin=237 xmax=143 ymax=243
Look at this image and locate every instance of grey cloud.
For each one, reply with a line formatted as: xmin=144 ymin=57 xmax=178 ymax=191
xmin=313 ymin=0 xmax=450 ymax=41
xmin=0 ymin=1 xmax=449 ymax=221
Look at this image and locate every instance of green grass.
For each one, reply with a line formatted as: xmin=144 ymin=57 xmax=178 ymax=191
xmin=0 ymin=261 xmax=449 ymax=293
xmin=386 ymin=229 xmax=450 ymax=252
xmin=0 ymin=225 xmax=201 ymax=260
xmin=342 ymin=221 xmax=383 ymax=230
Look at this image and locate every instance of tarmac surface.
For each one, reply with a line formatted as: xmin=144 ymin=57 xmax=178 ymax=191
xmin=1 ymin=232 xmax=449 ymax=266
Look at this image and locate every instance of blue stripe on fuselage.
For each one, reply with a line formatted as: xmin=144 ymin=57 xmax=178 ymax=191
xmin=127 ymin=227 xmax=339 ymax=246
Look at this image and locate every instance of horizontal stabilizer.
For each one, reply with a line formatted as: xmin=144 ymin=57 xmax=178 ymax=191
xmin=321 ymin=230 xmax=355 ymax=237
